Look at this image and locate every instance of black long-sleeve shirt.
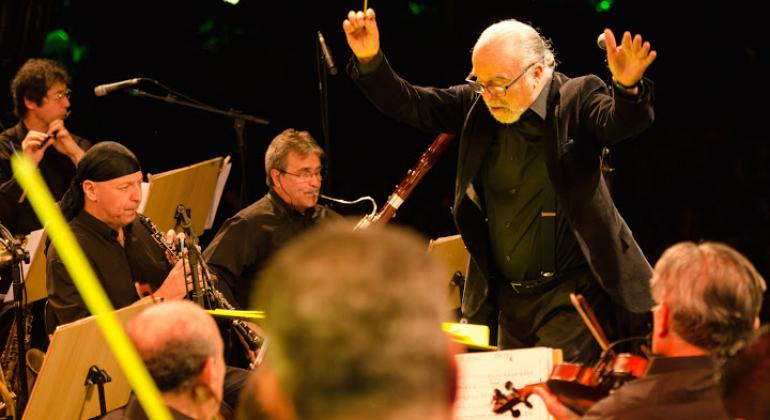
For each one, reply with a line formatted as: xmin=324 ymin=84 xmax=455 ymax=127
xmin=0 ymin=121 xmax=91 ymax=235
xmin=203 ymin=190 xmax=340 ymax=308
xmin=46 ymin=211 xmax=170 ymax=333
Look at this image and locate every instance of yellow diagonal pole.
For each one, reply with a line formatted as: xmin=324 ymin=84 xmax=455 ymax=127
xmin=11 ymin=153 xmax=172 ymax=420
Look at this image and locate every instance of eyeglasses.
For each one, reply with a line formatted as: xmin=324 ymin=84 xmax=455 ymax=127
xmin=47 ymin=89 xmax=72 ymax=102
xmin=465 ymin=62 xmax=538 ymax=97
xmin=278 ymin=168 xmax=324 ymax=182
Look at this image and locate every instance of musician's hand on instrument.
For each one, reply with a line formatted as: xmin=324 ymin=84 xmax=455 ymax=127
xmin=245 ymin=321 xmax=263 ymax=338
xmin=343 ymin=8 xmax=379 ymax=64
xmin=155 ymin=257 xmax=192 ymax=300
xmin=165 ymin=229 xmax=179 ymax=249
xmin=21 ymin=130 xmax=52 ymax=165
xmin=531 ymin=387 xmax=581 ymax=420
xmin=47 ymin=119 xmax=85 ymax=164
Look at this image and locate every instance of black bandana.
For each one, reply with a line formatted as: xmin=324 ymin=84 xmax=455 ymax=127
xmin=59 ymin=141 xmax=141 ymax=221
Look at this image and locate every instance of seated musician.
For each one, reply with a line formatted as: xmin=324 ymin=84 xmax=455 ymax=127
xmin=239 ymin=222 xmax=457 ymax=420
xmin=534 ymin=241 xmax=766 ymax=419
xmin=102 ymin=301 xmax=226 ymax=420
xmin=202 ymin=128 xmax=340 ymax=309
xmin=45 ymin=141 xmax=248 ymax=411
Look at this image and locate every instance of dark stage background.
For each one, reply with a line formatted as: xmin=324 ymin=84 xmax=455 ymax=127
xmin=2 ymin=1 xmax=768 ymax=320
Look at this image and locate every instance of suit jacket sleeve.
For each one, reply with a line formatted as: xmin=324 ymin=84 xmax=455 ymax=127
xmin=349 ymin=52 xmax=473 ymax=135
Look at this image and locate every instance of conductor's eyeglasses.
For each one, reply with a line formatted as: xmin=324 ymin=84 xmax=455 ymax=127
xmin=465 ymin=62 xmax=538 ymax=97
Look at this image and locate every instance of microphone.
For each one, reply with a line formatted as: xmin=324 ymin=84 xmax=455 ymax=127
xmin=597 ymin=33 xmax=606 ymax=50
xmin=94 ymin=78 xmax=144 ymax=96
xmin=317 ymin=31 xmax=338 ymax=75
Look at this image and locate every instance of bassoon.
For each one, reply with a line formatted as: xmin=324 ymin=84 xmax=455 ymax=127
xmin=355 ymin=132 xmax=455 ymax=230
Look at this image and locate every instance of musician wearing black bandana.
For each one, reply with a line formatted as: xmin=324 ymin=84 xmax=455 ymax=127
xmin=203 ymin=128 xmax=340 ymax=309
xmin=45 ymin=141 xmax=248 ymax=413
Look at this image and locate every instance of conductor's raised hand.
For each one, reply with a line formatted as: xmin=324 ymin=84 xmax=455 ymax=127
xmin=343 ymin=8 xmax=379 ymax=64
xmin=603 ymin=28 xmax=657 ymax=88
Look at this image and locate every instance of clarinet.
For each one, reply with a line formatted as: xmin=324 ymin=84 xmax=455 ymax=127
xmin=138 ymin=215 xmax=264 ymax=362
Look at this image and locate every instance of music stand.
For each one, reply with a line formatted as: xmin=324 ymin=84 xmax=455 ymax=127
xmin=427 ymin=234 xmax=470 ymax=316
xmin=21 ymin=229 xmax=47 ymax=304
xmin=139 ymin=156 xmax=231 ymax=234
xmin=23 ymin=299 xmax=153 ymax=420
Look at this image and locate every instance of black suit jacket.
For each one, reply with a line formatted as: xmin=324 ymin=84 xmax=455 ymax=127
xmin=350 ymin=53 xmax=655 ymax=318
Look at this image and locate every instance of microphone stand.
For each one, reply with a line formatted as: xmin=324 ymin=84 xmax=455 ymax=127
xmin=127 ymin=88 xmax=269 ymax=210
xmin=315 ymin=35 xmax=334 ymax=188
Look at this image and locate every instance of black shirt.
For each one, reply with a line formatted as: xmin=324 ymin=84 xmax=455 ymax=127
xmin=46 ymin=211 xmax=170 ymax=333
xmin=480 ymin=83 xmax=586 ymax=283
xmin=0 ymin=121 xmax=91 ymax=236
xmin=203 ymin=190 xmax=340 ymax=308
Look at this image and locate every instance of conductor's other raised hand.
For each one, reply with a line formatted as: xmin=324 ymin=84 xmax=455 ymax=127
xmin=603 ymin=28 xmax=657 ymax=88
xmin=343 ymin=8 xmax=379 ymax=64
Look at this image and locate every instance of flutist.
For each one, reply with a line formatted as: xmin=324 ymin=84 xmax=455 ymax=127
xmin=0 ymin=58 xmax=89 ymax=237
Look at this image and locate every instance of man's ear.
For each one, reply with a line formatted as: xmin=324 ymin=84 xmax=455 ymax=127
xmin=199 ymin=356 xmax=216 ymax=385
xmin=82 ymin=180 xmax=97 ymax=201
xmin=23 ymin=95 xmax=40 ymax=112
xmin=270 ymin=169 xmax=282 ymax=191
xmin=656 ymin=302 xmax=670 ymax=338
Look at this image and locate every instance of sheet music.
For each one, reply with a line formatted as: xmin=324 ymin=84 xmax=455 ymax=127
xmin=454 ymin=347 xmax=557 ymax=420
xmin=137 ymin=156 xmax=228 ymax=233
xmin=138 ymin=181 xmax=150 ymax=214
xmin=205 ymin=160 xmax=231 ymax=230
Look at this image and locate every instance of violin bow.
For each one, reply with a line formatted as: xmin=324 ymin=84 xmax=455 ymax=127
xmin=569 ymin=293 xmax=611 ymax=352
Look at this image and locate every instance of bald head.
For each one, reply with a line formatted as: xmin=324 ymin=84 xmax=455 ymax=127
xmin=127 ymin=301 xmax=223 ymax=393
xmin=472 ymin=19 xmax=555 ymax=75
xmin=469 ymin=19 xmax=555 ymax=124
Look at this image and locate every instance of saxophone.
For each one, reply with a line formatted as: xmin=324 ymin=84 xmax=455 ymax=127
xmin=0 ymin=232 xmax=44 ymax=417
xmin=0 ymin=315 xmax=19 ymax=419
xmin=137 ymin=215 xmax=264 ymax=365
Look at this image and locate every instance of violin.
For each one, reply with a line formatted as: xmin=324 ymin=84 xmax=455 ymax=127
xmin=491 ymin=293 xmax=650 ymax=417
xmin=492 ymin=350 xmax=649 ymax=416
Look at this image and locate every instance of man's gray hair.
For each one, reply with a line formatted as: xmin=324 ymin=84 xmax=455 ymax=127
xmin=474 ymin=19 xmax=557 ymax=78
xmin=253 ymin=222 xmax=453 ymax=420
xmin=651 ymin=242 xmax=766 ymax=357
xmin=264 ymin=128 xmax=323 ymax=188
xmin=127 ymin=301 xmax=219 ymax=393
